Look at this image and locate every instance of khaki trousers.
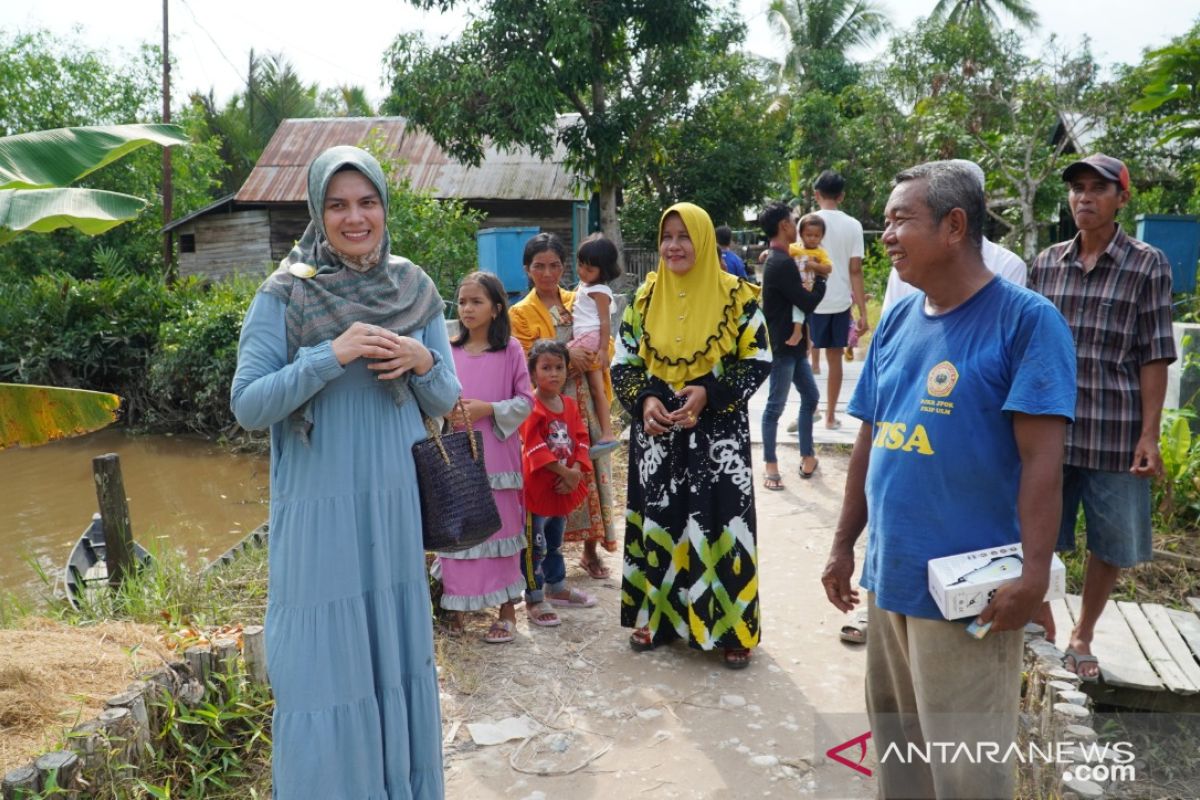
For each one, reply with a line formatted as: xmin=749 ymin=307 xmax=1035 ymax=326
xmin=865 ymin=593 xmax=1022 ymax=800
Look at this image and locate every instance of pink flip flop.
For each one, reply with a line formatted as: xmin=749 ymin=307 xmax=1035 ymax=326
xmin=547 ymin=588 xmax=597 ymax=608
xmin=526 ymin=601 xmax=561 ymax=627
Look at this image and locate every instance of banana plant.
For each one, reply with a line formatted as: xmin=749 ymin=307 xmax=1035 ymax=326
xmin=0 ymin=383 xmax=120 ymax=449
xmin=0 ymin=123 xmax=182 ymax=444
xmin=0 ymin=123 xmax=187 ymax=245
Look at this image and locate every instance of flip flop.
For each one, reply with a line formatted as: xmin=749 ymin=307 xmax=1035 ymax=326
xmin=547 ymin=587 xmax=597 ymax=608
xmin=840 ymin=610 xmax=868 ymax=644
xmin=588 ymin=439 xmax=620 ymax=458
xmin=579 ymin=558 xmax=611 ymax=580
xmin=800 ymin=459 xmax=819 ymax=479
xmin=526 ymin=601 xmax=561 ymax=627
xmin=825 ymin=418 xmax=843 ymax=430
xmin=763 ymin=474 xmax=784 ymax=491
xmin=483 ymin=619 xmax=515 ymax=644
xmin=723 ymin=648 xmax=752 ymax=670
xmin=1065 ymin=648 xmax=1100 ymax=683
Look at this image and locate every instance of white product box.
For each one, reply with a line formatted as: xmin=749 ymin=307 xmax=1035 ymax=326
xmin=928 ymin=543 xmax=1066 ymax=621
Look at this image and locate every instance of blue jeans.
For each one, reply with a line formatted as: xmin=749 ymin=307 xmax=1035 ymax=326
xmin=761 ymin=349 xmax=819 ymax=462
xmin=523 ymin=514 xmax=566 ymax=604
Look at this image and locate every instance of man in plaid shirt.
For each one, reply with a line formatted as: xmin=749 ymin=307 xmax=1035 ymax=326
xmin=1029 ymin=153 xmax=1177 ymax=682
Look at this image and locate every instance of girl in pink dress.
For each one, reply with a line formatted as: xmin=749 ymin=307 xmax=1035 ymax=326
xmin=438 ymin=272 xmax=534 ymax=643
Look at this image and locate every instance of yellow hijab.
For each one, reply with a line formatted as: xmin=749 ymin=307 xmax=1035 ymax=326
xmin=636 ymin=203 xmax=760 ymax=387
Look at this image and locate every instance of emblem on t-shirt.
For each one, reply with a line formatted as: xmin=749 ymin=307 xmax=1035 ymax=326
xmin=547 ymin=419 xmax=573 ymax=464
xmin=926 ymin=361 xmax=959 ymax=398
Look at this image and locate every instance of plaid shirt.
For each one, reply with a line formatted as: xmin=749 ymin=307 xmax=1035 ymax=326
xmin=1030 ymin=225 xmax=1177 ymax=472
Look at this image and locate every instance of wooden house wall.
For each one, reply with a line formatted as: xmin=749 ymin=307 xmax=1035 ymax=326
xmin=177 ymin=211 xmax=272 ymax=281
xmin=269 ymin=207 xmax=312 ymax=262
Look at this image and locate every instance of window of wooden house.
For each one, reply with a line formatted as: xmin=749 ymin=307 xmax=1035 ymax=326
xmin=180 ymin=233 xmax=196 ymax=253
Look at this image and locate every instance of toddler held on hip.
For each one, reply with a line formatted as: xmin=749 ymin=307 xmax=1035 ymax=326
xmin=519 ymin=340 xmax=598 ymax=628
xmin=786 ymin=213 xmax=834 ymax=346
xmin=568 ymin=233 xmax=622 ymax=456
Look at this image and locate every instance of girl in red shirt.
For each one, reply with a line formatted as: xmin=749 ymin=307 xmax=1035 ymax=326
xmin=520 ymin=340 xmax=597 ymax=627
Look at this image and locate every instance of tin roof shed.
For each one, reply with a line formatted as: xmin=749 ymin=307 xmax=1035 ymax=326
xmin=236 ymin=116 xmax=581 ymax=205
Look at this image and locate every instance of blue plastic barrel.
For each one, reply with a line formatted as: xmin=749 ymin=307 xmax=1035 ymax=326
xmin=476 ymin=227 xmax=541 ymax=296
xmin=1136 ymin=214 xmax=1200 ymax=294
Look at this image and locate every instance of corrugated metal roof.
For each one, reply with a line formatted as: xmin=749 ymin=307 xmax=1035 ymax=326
xmin=236 ymin=116 xmax=582 ymax=204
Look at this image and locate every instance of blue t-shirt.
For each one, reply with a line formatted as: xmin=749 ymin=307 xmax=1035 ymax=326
xmin=720 ymin=249 xmax=748 ymax=279
xmin=848 ymin=277 xmax=1077 ymax=619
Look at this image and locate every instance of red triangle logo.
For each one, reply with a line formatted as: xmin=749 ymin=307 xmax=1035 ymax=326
xmin=826 ymin=731 xmax=873 ymax=777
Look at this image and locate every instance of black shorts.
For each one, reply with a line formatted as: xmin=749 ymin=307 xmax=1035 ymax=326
xmin=809 ymin=309 xmax=851 ymax=349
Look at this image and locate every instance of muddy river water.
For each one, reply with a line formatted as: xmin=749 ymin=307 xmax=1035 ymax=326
xmin=0 ymin=429 xmax=269 ymax=598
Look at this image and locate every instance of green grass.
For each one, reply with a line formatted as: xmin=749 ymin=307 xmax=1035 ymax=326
xmin=8 ymin=544 xmax=273 ymax=799
xmin=32 ymin=543 xmax=269 ymax=631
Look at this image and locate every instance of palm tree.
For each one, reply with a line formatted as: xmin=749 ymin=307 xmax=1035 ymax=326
xmin=768 ymin=0 xmax=891 ymax=90
xmin=929 ymin=0 xmax=1038 ymax=32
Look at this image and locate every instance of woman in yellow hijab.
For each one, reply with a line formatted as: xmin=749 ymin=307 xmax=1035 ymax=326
xmin=611 ymin=202 xmax=771 ymax=669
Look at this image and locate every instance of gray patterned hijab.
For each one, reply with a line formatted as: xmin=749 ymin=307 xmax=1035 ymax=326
xmin=258 ymin=146 xmax=445 ymax=440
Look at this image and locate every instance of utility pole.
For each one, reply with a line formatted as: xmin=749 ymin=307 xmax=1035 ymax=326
xmin=162 ymin=0 xmax=174 ymax=276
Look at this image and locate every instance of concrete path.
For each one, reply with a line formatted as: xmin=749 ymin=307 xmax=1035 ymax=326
xmin=748 ymin=352 xmax=864 ymax=446
xmin=441 ymin=447 xmax=873 ymax=799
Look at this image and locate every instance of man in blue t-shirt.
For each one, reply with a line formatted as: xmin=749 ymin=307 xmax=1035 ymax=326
xmin=820 ymin=161 xmax=1076 ymax=799
xmin=716 ymin=225 xmax=749 ymax=279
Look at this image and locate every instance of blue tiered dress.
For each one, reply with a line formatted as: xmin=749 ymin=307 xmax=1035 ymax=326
xmin=232 ymin=293 xmax=459 ymax=799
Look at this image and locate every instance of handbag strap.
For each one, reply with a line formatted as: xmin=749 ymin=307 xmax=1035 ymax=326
xmin=421 ymin=399 xmax=481 ymax=465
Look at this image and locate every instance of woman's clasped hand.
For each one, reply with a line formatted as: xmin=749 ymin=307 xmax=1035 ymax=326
xmin=331 ymin=320 xmax=434 ymax=378
xmin=641 ymin=385 xmax=707 ymax=435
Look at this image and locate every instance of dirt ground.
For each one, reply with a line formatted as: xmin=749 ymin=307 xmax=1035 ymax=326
xmin=439 ymin=446 xmax=875 ymax=800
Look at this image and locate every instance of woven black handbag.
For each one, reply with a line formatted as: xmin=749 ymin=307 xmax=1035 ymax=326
xmin=413 ymin=400 xmax=502 ymax=553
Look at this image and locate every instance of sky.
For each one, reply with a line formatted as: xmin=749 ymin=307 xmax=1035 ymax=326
xmin=0 ymin=0 xmax=1193 ymax=108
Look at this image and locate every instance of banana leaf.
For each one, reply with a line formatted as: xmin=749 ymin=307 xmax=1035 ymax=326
xmin=0 ymin=124 xmax=187 ymax=190
xmin=0 ymin=188 xmax=147 ymax=245
xmin=0 ymin=383 xmax=121 ymax=449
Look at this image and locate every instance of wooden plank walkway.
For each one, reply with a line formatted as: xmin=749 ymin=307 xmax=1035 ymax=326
xmin=1036 ymin=594 xmax=1200 ymax=710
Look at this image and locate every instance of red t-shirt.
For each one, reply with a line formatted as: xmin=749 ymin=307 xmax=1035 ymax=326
xmin=520 ymin=394 xmax=593 ymax=517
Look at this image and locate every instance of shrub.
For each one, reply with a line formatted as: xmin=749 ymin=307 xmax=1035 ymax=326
xmin=0 ymin=272 xmax=185 ymax=424
xmin=146 ymin=276 xmax=258 ymax=437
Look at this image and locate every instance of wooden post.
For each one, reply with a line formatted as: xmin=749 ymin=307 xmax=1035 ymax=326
xmin=106 ymin=686 xmax=152 ymax=757
xmin=1 ymin=765 xmax=39 ymax=799
xmin=242 ymin=625 xmax=268 ymax=686
xmin=185 ymin=644 xmax=213 ymax=689
xmin=34 ymin=751 xmax=80 ymax=797
xmin=96 ymin=707 xmax=135 ymax=777
xmin=92 ymin=454 xmax=135 ymax=588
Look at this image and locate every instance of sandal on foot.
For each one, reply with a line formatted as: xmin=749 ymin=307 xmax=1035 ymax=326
xmin=579 ymin=557 xmax=611 ymax=580
xmin=825 ymin=418 xmax=842 ymax=430
xmin=1065 ymin=648 xmax=1100 ymax=683
xmin=629 ymin=627 xmax=656 ymax=652
xmin=763 ymin=474 xmax=784 ymax=491
xmin=800 ymin=459 xmax=819 ymax=479
xmin=589 ymin=439 xmax=620 ymax=458
xmin=547 ymin=587 xmax=597 ymax=608
xmin=723 ymin=647 xmax=752 ymax=670
xmin=840 ymin=610 xmax=867 ymax=644
xmin=526 ymin=601 xmax=561 ymax=627
xmin=483 ymin=619 xmax=515 ymax=644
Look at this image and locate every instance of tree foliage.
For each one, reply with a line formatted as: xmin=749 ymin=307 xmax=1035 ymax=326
xmin=929 ymin=0 xmax=1037 ymax=33
xmin=0 ymin=30 xmax=224 ymax=278
xmin=1130 ymin=20 xmax=1200 ymax=144
xmin=767 ymin=0 xmax=890 ymax=93
xmin=189 ymin=52 xmax=322 ymax=194
xmin=382 ymin=0 xmax=751 ymax=252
